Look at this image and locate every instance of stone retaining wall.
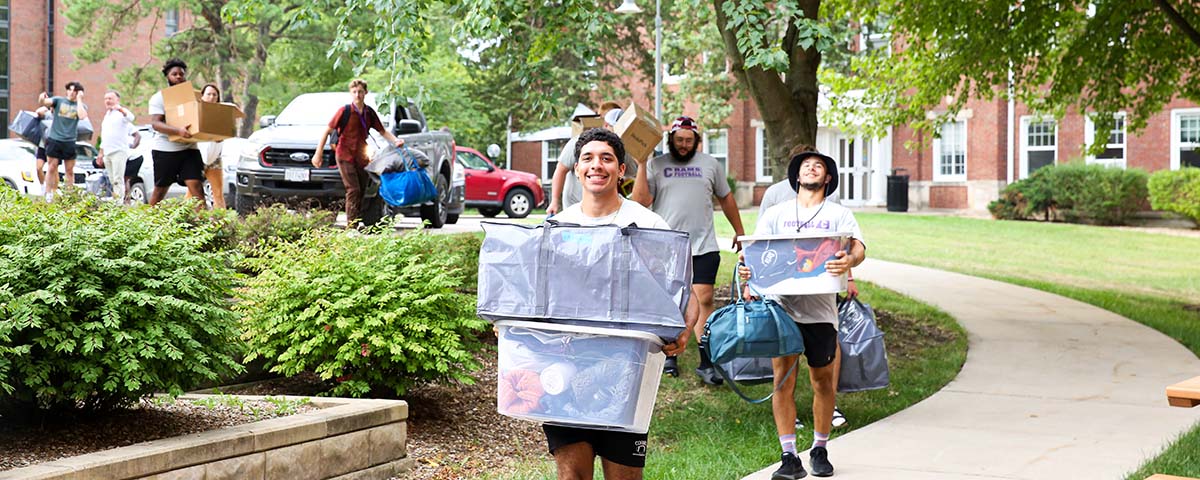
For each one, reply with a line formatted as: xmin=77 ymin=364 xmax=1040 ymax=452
xmin=1 ymin=395 xmax=412 ymax=480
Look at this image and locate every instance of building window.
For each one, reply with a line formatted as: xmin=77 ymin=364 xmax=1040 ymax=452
xmin=542 ymin=138 xmax=567 ymax=182
xmin=932 ymin=120 xmax=967 ymax=182
xmin=755 ymin=126 xmax=772 ymax=182
xmin=165 ymin=8 xmax=179 ymax=36
xmin=1085 ymin=113 xmax=1126 ymax=169
xmin=1172 ymin=109 xmax=1200 ymax=170
xmin=1020 ymin=117 xmax=1057 ymax=178
xmin=704 ymin=129 xmax=729 ymax=174
xmin=0 ymin=0 xmax=8 ymax=138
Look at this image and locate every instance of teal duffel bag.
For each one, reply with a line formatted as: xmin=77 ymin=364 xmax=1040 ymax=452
xmin=702 ymin=267 xmax=805 ymax=404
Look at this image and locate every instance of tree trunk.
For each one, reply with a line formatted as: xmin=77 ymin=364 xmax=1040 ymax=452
xmin=236 ymin=22 xmax=270 ymax=138
xmin=713 ymin=0 xmax=822 ymax=182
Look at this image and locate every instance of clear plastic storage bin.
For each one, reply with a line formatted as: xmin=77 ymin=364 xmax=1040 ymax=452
xmin=741 ymin=232 xmax=852 ymax=295
xmin=495 ymin=320 xmax=666 ymax=434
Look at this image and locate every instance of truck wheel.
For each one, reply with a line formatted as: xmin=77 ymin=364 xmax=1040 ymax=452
xmin=446 ymin=213 xmax=460 ymax=224
xmin=478 ymin=207 xmax=501 ymax=218
xmin=503 ymin=189 xmax=534 ymax=219
xmin=420 ymin=174 xmax=449 ymax=229
xmin=235 ymin=194 xmax=257 ymax=216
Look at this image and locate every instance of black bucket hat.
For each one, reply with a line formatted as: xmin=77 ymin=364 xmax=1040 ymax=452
xmin=787 ymin=151 xmax=839 ymax=197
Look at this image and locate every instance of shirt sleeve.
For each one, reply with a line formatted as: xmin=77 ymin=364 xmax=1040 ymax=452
xmin=368 ymin=107 xmax=385 ymax=132
xmin=646 ymin=159 xmax=658 ymax=198
xmin=148 ymin=93 xmax=165 ymax=116
xmin=754 ymin=205 xmax=776 ymax=236
xmin=841 ymin=210 xmax=866 ymax=249
xmin=713 ymin=160 xmax=732 ymax=197
xmin=558 ymin=138 xmax=576 ymax=168
xmin=328 ymin=106 xmax=345 ymax=129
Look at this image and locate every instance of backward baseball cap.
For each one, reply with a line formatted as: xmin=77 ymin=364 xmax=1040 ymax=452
xmin=787 ymin=151 xmax=839 ymax=197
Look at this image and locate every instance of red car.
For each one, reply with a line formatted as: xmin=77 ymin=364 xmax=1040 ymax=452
xmin=456 ymin=146 xmax=545 ymax=218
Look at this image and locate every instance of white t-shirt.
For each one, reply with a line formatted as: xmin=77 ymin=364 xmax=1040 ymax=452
xmin=758 ymin=180 xmax=794 ymax=216
xmin=100 ymin=108 xmax=135 ymax=154
xmin=754 ymin=199 xmax=866 ymax=324
xmin=148 ymin=91 xmax=198 ymax=152
xmin=555 ymin=197 xmax=670 ymax=230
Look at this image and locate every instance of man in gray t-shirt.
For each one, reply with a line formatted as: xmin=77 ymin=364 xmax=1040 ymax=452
xmin=630 ymin=115 xmax=745 ymax=383
xmin=36 ymin=81 xmax=89 ymax=201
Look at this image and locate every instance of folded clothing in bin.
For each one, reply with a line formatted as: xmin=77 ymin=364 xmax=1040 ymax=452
xmin=477 ymin=222 xmax=692 ymax=339
xmin=496 ymin=320 xmax=666 ymax=433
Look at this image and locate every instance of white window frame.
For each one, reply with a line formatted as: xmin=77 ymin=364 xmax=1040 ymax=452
xmin=541 ymin=139 xmax=567 ymax=182
xmin=165 ymin=9 xmax=180 ymax=36
xmin=703 ymin=128 xmax=730 ymax=175
xmin=754 ymin=124 xmax=772 ymax=182
xmin=1019 ymin=116 xmax=1058 ymax=179
xmin=1084 ymin=112 xmax=1127 ymax=169
xmin=932 ymin=119 xmax=968 ymax=182
xmin=1171 ymin=108 xmax=1200 ymax=170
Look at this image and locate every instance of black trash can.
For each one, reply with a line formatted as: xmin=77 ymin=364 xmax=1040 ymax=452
xmin=886 ymin=168 xmax=909 ymax=212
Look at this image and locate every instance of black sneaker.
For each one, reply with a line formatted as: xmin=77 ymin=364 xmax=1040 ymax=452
xmin=771 ymin=452 xmax=807 ymax=480
xmin=809 ymin=446 xmax=834 ymax=477
xmin=663 ymin=356 xmax=679 ymax=377
xmin=694 ymin=366 xmax=724 ymax=385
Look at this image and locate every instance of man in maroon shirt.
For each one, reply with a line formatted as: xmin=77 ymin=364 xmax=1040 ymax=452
xmin=313 ymin=79 xmax=405 ymax=227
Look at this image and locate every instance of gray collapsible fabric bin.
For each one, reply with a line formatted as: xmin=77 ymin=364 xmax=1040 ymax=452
xmin=478 ymin=222 xmax=692 ymax=340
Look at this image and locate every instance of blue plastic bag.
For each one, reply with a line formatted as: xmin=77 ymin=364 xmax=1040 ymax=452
xmin=379 ymin=148 xmax=436 ymax=207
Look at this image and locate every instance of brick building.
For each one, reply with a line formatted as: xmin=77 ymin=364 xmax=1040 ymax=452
xmin=2 ymin=0 xmax=188 ymax=139
xmin=508 ymin=55 xmax=1199 ymax=213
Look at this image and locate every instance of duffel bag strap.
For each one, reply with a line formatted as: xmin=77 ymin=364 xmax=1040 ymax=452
xmin=712 ymin=356 xmax=801 ymax=404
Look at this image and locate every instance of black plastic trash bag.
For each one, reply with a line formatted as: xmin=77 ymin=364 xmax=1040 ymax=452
xmin=837 ymin=296 xmax=890 ymax=393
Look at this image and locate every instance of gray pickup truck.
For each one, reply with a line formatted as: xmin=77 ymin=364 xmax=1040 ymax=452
xmin=233 ymin=93 xmax=463 ymax=227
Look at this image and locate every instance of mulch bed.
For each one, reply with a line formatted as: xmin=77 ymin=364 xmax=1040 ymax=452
xmin=0 ymin=397 xmax=317 ymax=471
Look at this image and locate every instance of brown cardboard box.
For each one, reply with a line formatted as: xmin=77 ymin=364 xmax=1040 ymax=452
xmin=571 ymin=114 xmax=604 ymax=137
xmin=162 ymin=81 xmax=244 ymax=143
xmin=613 ymin=103 xmax=662 ymax=162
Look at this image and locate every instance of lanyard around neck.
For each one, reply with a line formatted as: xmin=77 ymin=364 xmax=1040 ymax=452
xmin=794 ymin=199 xmax=826 ymax=233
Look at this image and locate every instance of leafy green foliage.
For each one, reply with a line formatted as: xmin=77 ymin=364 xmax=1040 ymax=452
xmin=236 ymin=229 xmax=487 ymax=397
xmin=825 ymin=0 xmax=1200 ymax=143
xmin=0 ymin=190 xmax=243 ymax=416
xmin=232 ymin=204 xmax=336 ymax=253
xmin=1148 ymin=167 xmax=1200 ymax=224
xmin=989 ymin=163 xmax=1148 ymax=225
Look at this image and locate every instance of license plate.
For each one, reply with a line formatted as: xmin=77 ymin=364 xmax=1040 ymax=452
xmin=284 ymin=168 xmax=310 ymax=182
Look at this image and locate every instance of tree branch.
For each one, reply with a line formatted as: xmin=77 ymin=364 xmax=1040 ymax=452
xmin=1152 ymin=0 xmax=1200 ymax=49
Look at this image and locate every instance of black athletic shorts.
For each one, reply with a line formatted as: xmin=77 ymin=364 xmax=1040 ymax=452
xmin=125 ymin=155 xmax=144 ymax=178
xmin=797 ymin=322 xmax=838 ymax=368
xmin=44 ymin=139 xmax=77 ymax=161
xmin=36 ymin=146 xmax=47 ymax=161
xmin=543 ymin=425 xmax=648 ymax=468
xmin=152 ymin=149 xmax=204 ymax=187
xmin=692 ymin=251 xmax=721 ymax=285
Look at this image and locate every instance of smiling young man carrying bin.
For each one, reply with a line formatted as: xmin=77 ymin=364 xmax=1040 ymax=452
xmin=545 ymin=127 xmax=700 ymax=480
xmin=739 ymin=150 xmax=866 ymax=479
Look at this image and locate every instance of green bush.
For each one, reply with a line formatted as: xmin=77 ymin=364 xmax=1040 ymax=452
xmin=1148 ymin=168 xmax=1200 ymax=224
xmin=988 ymin=163 xmax=1148 ymax=225
xmin=237 ymin=229 xmax=487 ymax=397
xmin=234 ymin=204 xmax=336 ymax=253
xmin=0 ymin=190 xmax=243 ymax=416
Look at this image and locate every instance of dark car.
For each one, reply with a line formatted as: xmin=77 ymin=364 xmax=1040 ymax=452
xmin=456 ymin=146 xmax=544 ymax=218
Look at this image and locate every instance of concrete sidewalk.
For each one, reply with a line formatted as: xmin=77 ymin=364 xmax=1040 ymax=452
xmin=742 ymin=259 xmax=1200 ymax=480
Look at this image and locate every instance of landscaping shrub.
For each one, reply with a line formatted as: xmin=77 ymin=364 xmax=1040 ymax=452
xmin=988 ymin=163 xmax=1148 ymax=225
xmin=237 ymin=229 xmax=487 ymax=397
xmin=0 ymin=190 xmax=243 ymax=416
xmin=1148 ymin=167 xmax=1200 ymax=224
xmin=233 ymin=204 xmax=337 ymax=253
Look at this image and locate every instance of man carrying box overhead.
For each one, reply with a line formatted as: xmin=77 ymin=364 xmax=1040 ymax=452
xmin=738 ymin=150 xmax=867 ymax=479
xmin=312 ymin=79 xmax=405 ymax=228
xmin=547 ymin=127 xmax=700 ymax=480
xmin=630 ymin=115 xmax=745 ymax=382
xmin=37 ymin=81 xmax=89 ymax=202
xmin=148 ymin=58 xmax=204 ymax=207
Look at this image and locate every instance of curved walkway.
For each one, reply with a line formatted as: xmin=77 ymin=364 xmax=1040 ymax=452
xmin=744 ymin=259 xmax=1200 ymax=479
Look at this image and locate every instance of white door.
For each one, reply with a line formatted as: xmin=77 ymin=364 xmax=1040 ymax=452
xmin=834 ymin=135 xmax=873 ymax=205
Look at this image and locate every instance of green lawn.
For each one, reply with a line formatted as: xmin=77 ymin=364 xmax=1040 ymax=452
xmin=487 ymin=251 xmax=967 ymax=479
xmin=823 ymin=212 xmax=1200 ymax=479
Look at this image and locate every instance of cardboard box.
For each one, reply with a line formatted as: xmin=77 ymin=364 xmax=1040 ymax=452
xmin=741 ymin=232 xmax=852 ymax=295
xmin=162 ymin=81 xmax=244 ymax=143
xmin=571 ymin=114 xmax=604 ymax=137
xmin=613 ymin=103 xmax=662 ymax=162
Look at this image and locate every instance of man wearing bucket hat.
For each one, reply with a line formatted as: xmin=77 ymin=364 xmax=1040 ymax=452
xmin=738 ymin=150 xmax=866 ymax=479
xmin=630 ymin=115 xmax=745 ymax=383
xmin=547 ymin=127 xmax=700 ymax=479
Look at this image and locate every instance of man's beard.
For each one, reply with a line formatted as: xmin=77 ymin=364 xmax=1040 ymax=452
xmin=799 ymin=181 xmax=825 ymax=192
xmin=668 ymin=141 xmax=697 ymax=163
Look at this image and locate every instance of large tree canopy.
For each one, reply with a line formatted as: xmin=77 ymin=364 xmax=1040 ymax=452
xmin=825 ymin=0 xmax=1200 ymax=140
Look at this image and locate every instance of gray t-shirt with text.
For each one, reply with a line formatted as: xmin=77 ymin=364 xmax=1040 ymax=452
xmin=646 ymin=151 xmax=731 ymax=256
xmin=48 ymin=97 xmax=83 ymax=142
